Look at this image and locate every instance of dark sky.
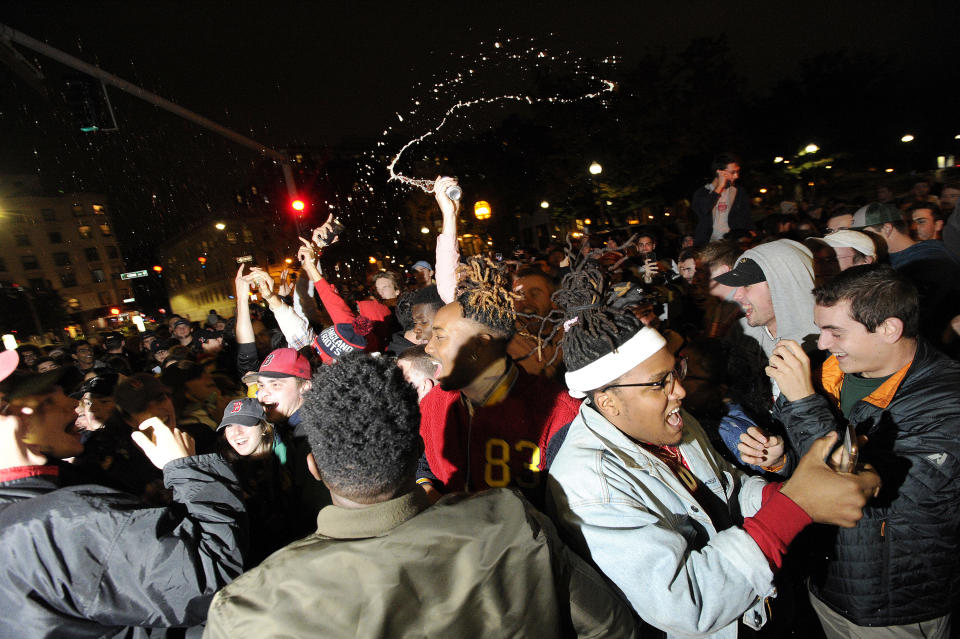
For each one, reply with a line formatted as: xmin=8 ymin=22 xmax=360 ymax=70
xmin=4 ymin=0 xmax=959 ymax=155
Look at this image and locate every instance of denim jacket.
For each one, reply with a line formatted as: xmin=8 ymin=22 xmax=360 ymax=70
xmin=547 ymin=402 xmax=774 ymax=639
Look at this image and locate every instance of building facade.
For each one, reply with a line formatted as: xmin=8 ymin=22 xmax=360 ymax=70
xmin=0 ymin=174 xmax=129 ymax=333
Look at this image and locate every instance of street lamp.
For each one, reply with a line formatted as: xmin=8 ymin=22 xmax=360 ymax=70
xmin=588 ymin=162 xmax=603 ymax=175
xmin=474 ymin=200 xmax=491 ymax=220
xmin=900 ymin=134 xmax=915 ymax=143
xmin=803 ymin=143 xmax=819 ymax=154
xmin=214 ymin=222 xmax=226 ymax=230
xmin=773 ymin=156 xmax=784 ymax=163
xmin=540 ymin=200 xmax=550 ymax=209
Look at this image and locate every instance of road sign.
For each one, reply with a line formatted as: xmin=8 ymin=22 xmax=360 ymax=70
xmin=120 ymin=270 xmax=148 ymax=280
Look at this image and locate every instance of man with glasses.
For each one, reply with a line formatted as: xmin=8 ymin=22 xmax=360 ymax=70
xmin=547 ymin=265 xmax=881 ymax=639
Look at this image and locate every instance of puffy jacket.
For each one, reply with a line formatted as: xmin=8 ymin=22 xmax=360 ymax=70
xmin=775 ymin=339 xmax=960 ymax=626
xmin=0 ymin=454 xmax=247 ymax=639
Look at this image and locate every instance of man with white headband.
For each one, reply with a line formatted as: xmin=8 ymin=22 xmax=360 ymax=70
xmin=546 ymin=259 xmax=882 ymax=639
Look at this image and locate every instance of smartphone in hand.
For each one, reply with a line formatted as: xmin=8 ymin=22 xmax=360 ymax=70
xmin=826 ymin=423 xmax=859 ymax=473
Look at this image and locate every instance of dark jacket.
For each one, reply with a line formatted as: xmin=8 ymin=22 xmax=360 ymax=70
xmin=206 ymin=488 xmax=637 ymax=638
xmin=0 ymin=455 xmax=247 ymax=638
xmin=774 ymin=339 xmax=960 ymax=626
xmin=691 ymin=184 xmax=753 ymax=246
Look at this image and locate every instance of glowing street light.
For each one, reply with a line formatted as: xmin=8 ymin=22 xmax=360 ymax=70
xmin=885 ymin=168 xmax=895 ymax=173
xmin=474 ymin=200 xmax=491 ymax=220
xmin=214 ymin=222 xmax=226 ymax=230
xmin=368 ymin=256 xmax=377 ymax=264
xmin=773 ymin=156 xmax=784 ymax=163
xmin=803 ymin=143 xmax=819 ymax=154
xmin=291 ymin=199 xmax=305 ymax=212
xmin=540 ymin=200 xmax=550 ymax=209
xmin=900 ymin=134 xmax=915 ymax=143
xmin=420 ymin=226 xmax=430 ymax=234
xmin=588 ymin=161 xmax=603 ymax=175
xmin=759 ymin=188 xmax=768 ymax=194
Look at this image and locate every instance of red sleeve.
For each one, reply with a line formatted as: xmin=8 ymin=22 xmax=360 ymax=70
xmin=0 ymin=465 xmax=58 ymax=483
xmin=313 ymin=278 xmax=357 ymax=324
xmin=742 ymin=482 xmax=812 ymax=571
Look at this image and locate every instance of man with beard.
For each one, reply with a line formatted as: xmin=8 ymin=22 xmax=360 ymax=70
xmin=420 ymin=257 xmax=579 ymax=505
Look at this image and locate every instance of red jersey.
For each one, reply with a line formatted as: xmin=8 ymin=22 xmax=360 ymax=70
xmin=418 ymin=364 xmax=580 ymax=500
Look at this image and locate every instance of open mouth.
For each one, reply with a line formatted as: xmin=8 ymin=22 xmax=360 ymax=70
xmin=232 ymin=437 xmax=249 ymax=447
xmin=666 ymin=407 xmax=683 ymax=431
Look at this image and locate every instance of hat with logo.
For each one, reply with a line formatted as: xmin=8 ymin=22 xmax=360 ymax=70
xmin=851 ymin=203 xmax=902 ymax=229
xmin=258 ymin=348 xmax=311 ymax=379
xmin=711 ymin=257 xmax=767 ymax=287
xmin=312 ymin=321 xmax=369 ymax=364
xmin=217 ymin=397 xmax=267 ymax=430
xmin=808 ymin=230 xmax=877 ymax=257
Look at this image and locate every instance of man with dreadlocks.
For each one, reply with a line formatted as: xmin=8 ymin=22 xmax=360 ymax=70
xmin=419 ymin=256 xmax=580 ymax=504
xmin=547 ymin=258 xmax=882 ymax=639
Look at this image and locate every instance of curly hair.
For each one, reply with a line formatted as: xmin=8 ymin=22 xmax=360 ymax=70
xmin=553 ymin=257 xmax=642 ymax=372
xmin=455 ymin=256 xmax=519 ymax=338
xmin=299 ymin=353 xmax=421 ymax=501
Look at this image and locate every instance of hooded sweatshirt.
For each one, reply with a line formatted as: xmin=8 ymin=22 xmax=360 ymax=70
xmin=736 ymin=240 xmax=819 ymax=398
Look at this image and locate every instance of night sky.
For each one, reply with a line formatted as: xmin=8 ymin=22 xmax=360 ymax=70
xmin=4 ymin=1 xmax=959 ymax=155
xmin=2 ymin=1 xmax=959 ymax=263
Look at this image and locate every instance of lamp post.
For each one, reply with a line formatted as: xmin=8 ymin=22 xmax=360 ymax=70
xmin=588 ymin=162 xmax=603 ymax=226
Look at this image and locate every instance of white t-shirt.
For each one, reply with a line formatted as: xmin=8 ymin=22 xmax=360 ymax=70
xmin=711 ymin=185 xmax=736 ymax=241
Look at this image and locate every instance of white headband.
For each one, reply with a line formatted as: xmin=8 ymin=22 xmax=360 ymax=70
xmin=564 ymin=327 xmax=667 ymax=398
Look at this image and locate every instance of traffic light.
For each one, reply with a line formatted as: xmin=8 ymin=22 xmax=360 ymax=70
xmin=198 ymin=256 xmax=207 ymax=268
xmin=62 ymin=76 xmax=118 ymax=133
xmin=109 ymin=307 xmax=120 ymax=315
xmin=152 ymin=265 xmax=163 ymax=273
xmin=291 ymin=198 xmax=306 ymax=213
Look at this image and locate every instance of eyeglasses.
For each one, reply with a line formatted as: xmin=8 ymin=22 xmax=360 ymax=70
xmin=600 ymin=357 xmax=687 ymax=394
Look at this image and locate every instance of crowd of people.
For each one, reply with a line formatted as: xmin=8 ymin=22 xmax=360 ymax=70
xmin=1 ymin=159 xmax=958 ymax=639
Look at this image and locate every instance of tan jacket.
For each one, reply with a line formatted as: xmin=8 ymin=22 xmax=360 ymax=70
xmin=205 ymin=488 xmax=637 ymax=638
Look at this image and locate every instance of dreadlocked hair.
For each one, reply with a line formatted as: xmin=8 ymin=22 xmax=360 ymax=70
xmin=455 ymin=256 xmax=520 ymax=338
xmin=553 ymin=256 xmax=642 ymax=371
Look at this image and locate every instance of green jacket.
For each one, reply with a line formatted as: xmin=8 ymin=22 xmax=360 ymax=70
xmin=205 ymin=488 xmax=637 ymax=638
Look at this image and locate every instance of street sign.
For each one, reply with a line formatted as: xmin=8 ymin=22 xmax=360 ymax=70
xmin=120 ymin=270 xmax=148 ymax=280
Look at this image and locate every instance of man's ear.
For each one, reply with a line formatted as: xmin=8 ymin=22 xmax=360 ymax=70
xmin=878 ymin=317 xmax=904 ymax=343
xmin=593 ymin=390 xmax=620 ymax=419
xmin=306 ymin=452 xmax=322 ymax=481
xmin=300 ymin=380 xmax=312 ymax=394
xmin=418 ymin=377 xmax=435 ymax=398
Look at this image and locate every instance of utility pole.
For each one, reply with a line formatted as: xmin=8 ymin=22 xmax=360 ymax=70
xmin=0 ymin=22 xmax=297 ymax=198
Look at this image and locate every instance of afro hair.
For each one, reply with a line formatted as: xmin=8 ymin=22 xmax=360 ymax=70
xmin=299 ymin=353 xmax=421 ymax=501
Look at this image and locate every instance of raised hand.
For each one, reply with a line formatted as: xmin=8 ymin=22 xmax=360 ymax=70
xmin=235 ymin=264 xmax=252 ymax=298
xmin=131 ymin=417 xmax=196 ymax=469
xmin=277 ymin=268 xmax=293 ymax=297
xmin=434 ymin=175 xmax=461 ymax=218
xmin=765 ymin=339 xmax=815 ymax=402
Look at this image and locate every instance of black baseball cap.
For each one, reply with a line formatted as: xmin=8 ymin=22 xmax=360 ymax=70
xmin=0 ymin=368 xmax=69 ymax=401
xmin=218 ymin=397 xmax=267 ymax=430
xmin=711 ymin=257 xmax=766 ymax=287
xmin=69 ymin=372 xmax=120 ymax=399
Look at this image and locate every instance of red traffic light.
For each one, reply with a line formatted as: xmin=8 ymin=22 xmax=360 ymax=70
xmin=291 ymin=199 xmax=306 ymax=212
xmin=152 ymin=265 xmax=163 ymax=273
xmin=110 ymin=307 xmax=120 ymax=316
xmin=198 ymin=256 xmax=207 ymax=265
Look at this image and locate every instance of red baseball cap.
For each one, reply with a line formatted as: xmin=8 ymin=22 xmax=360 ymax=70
xmin=258 ymin=348 xmax=311 ymax=379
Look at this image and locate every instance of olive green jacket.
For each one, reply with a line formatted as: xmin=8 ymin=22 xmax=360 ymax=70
xmin=205 ymin=488 xmax=637 ymax=638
